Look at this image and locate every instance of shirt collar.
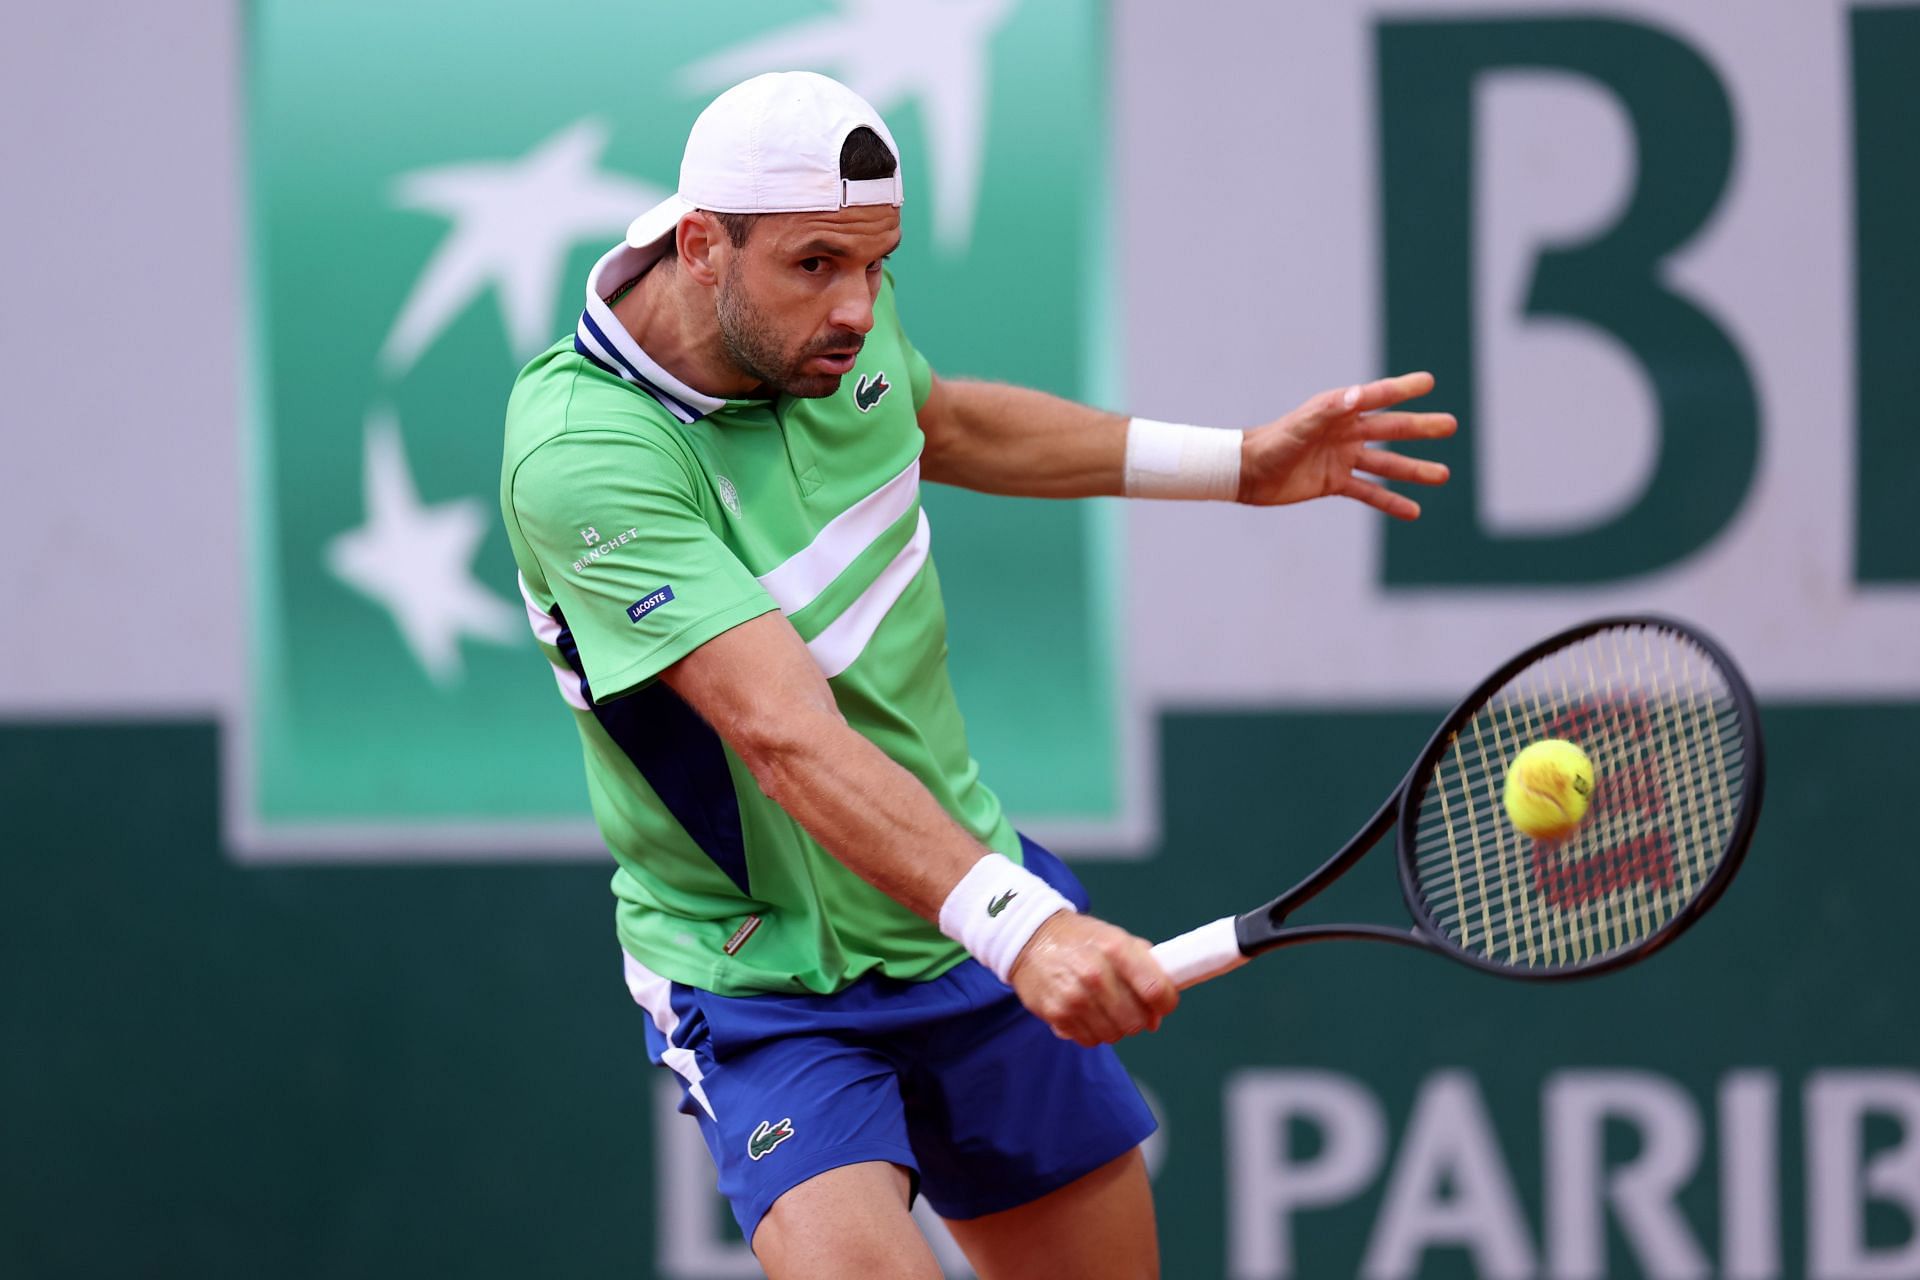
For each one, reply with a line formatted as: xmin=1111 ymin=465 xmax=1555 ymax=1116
xmin=573 ymin=242 xmax=730 ymax=424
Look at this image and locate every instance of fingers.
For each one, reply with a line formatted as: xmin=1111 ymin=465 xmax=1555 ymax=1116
xmin=1352 ymin=410 xmax=1457 ymax=443
xmin=1114 ymin=938 xmax=1180 ymax=1032
xmin=1353 ymin=447 xmax=1449 ymax=487
xmin=1067 ymin=960 xmax=1150 ymax=1047
xmin=1011 ymin=917 xmax=1174 ymax=1046
xmin=1042 ymin=970 xmax=1130 ymax=1047
xmin=1339 ymin=474 xmax=1423 ymax=521
xmin=1331 ymin=370 xmax=1436 ymax=417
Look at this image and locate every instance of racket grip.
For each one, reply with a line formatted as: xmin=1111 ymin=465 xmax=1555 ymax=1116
xmin=1150 ymin=916 xmax=1249 ymax=990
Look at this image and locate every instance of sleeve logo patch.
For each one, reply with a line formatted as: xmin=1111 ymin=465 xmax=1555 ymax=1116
xmin=572 ymin=526 xmax=640 ymax=573
xmin=626 ymin=585 xmax=675 ymax=623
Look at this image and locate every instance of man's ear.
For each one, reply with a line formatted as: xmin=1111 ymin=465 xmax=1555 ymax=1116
xmin=677 ymin=213 xmax=725 ymax=287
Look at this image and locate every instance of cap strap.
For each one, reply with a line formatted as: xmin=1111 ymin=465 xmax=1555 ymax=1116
xmin=841 ymin=175 xmax=903 ymax=208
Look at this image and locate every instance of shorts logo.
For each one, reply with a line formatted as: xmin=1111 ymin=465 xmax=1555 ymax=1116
xmin=580 ymin=526 xmax=600 ymax=545
xmin=854 ymin=372 xmax=891 ymax=413
xmin=626 ymin=585 xmax=675 ymax=623
xmin=748 ymin=1117 xmax=795 ymax=1161
xmin=717 ymin=475 xmax=741 ymax=515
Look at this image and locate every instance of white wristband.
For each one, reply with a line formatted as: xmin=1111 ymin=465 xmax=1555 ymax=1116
xmin=1124 ymin=417 xmax=1243 ymax=501
xmin=938 ymin=853 xmax=1076 ymax=984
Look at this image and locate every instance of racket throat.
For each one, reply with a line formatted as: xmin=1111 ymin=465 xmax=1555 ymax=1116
xmin=1244 ymin=922 xmax=1438 ymax=957
xmin=1260 ymin=791 xmax=1404 ymax=932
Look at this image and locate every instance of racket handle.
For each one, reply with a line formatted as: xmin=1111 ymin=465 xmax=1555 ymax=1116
xmin=1150 ymin=916 xmax=1249 ymax=990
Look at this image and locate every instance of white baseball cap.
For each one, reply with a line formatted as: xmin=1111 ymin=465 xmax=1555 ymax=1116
xmin=625 ymin=72 xmax=905 ymax=251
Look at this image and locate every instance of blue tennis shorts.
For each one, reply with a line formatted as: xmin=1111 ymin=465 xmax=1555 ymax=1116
xmin=624 ymin=836 xmax=1158 ymax=1245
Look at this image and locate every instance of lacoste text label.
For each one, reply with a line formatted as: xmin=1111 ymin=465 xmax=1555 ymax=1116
xmin=627 ymin=586 xmax=676 ymax=623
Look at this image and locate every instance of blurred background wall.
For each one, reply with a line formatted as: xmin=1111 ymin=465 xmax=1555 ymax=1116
xmin=4 ymin=1 xmax=1917 ymax=1276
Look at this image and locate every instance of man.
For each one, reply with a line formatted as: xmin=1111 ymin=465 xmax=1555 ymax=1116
xmin=501 ymin=72 xmax=1453 ymax=1278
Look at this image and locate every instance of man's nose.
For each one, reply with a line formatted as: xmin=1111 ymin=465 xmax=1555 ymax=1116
xmin=828 ymin=281 xmax=876 ymax=336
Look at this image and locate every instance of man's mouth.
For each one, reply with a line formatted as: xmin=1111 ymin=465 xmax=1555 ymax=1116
xmin=809 ymin=351 xmax=859 ymax=375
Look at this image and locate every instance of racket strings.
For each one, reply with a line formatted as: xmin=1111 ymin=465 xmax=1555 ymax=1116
xmin=1410 ymin=623 xmax=1748 ymax=971
xmin=1412 ymin=739 xmax=1746 ymax=855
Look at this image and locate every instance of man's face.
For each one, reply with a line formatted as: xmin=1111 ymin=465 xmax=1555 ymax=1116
xmin=711 ymin=204 xmax=902 ymax=399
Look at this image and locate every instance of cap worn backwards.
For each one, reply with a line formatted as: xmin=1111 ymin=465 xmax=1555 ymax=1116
xmin=625 ymin=72 xmax=905 ymax=252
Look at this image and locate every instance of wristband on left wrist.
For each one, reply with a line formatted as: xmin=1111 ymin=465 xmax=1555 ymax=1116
xmin=1123 ymin=417 xmax=1243 ymax=501
xmin=937 ymin=853 xmax=1075 ymax=984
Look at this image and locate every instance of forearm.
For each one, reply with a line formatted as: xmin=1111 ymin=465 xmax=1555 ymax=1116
xmin=920 ymin=379 xmax=1130 ymax=497
xmin=921 ymin=378 xmax=1246 ymax=502
xmin=745 ymin=699 xmax=1170 ymax=1035
xmin=662 ymin=610 xmax=1077 ymax=982
xmin=743 ymin=705 xmax=997 ymax=921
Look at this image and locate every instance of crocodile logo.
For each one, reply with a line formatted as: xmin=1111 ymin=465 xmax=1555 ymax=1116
xmin=987 ymin=889 xmax=1018 ymax=918
xmin=854 ymin=371 xmax=891 ymax=413
xmin=748 ymin=1117 xmax=795 ymax=1161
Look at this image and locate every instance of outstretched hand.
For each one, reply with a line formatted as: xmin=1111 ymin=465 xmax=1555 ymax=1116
xmin=1237 ymin=371 xmax=1457 ymax=519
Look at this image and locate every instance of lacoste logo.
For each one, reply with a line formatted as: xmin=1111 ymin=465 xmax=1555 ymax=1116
xmin=854 ymin=372 xmax=891 ymax=413
xmin=987 ymin=889 xmax=1017 ymax=918
xmin=748 ymin=1117 xmax=795 ymax=1161
xmin=626 ymin=585 xmax=675 ymax=623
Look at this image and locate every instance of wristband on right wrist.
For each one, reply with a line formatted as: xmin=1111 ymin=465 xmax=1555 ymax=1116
xmin=937 ymin=853 xmax=1075 ymax=984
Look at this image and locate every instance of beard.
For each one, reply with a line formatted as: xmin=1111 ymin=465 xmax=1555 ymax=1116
xmin=715 ymin=272 xmax=863 ymax=399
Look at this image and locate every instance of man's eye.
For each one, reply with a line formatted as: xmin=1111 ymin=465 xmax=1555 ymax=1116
xmin=799 ymin=258 xmax=824 ymax=273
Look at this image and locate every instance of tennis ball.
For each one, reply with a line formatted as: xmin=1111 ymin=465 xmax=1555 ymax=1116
xmin=1503 ymin=739 xmax=1594 ymax=840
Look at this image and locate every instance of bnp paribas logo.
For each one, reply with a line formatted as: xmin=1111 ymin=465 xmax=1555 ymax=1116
xmin=320 ymin=119 xmax=663 ymax=685
xmin=240 ymin=0 xmax=1141 ymax=861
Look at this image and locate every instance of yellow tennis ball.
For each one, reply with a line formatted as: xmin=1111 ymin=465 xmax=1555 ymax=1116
xmin=1503 ymin=739 xmax=1595 ymax=840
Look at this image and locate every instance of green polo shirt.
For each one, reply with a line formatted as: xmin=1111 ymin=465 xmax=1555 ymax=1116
xmin=500 ymin=242 xmax=1020 ymax=997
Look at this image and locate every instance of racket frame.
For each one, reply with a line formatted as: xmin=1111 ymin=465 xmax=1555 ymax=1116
xmin=1229 ymin=613 xmax=1766 ymax=981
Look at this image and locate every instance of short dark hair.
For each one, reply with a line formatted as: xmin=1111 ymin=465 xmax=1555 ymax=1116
xmin=708 ymin=126 xmax=898 ymax=248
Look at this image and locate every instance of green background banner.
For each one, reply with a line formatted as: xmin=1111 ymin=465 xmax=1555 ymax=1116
xmin=243 ymin=0 xmax=1122 ymax=846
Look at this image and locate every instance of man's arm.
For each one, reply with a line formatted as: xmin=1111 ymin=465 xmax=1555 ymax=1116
xmin=917 ymin=377 xmax=1128 ymax=498
xmin=917 ymin=371 xmax=1457 ymax=516
xmin=660 ymin=609 xmax=1178 ymax=1046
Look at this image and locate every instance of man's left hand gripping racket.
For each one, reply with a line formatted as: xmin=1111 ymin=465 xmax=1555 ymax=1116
xmin=1151 ymin=616 xmax=1764 ymax=988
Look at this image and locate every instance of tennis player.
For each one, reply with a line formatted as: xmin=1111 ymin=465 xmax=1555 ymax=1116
xmin=501 ymin=72 xmax=1452 ymax=1279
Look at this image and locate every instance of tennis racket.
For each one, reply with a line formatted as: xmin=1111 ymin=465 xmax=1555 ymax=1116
xmin=1149 ymin=615 xmax=1764 ymax=988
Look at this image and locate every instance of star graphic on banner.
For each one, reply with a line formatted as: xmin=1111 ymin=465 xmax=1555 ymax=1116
xmin=325 ymin=410 xmax=523 ymax=685
xmin=380 ymin=118 xmax=665 ymax=375
xmin=680 ymin=0 xmax=1017 ymax=252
